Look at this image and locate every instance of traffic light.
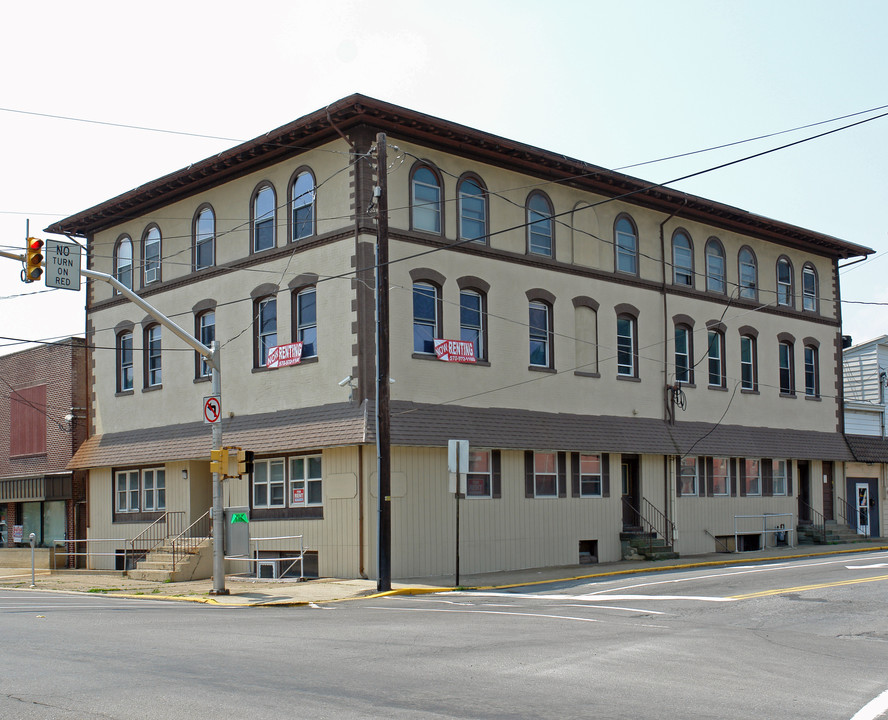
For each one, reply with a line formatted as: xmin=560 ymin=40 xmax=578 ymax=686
xmin=25 ymin=237 xmax=44 ymax=282
xmin=210 ymin=448 xmax=226 ymax=475
xmin=237 ymin=450 xmax=254 ymax=476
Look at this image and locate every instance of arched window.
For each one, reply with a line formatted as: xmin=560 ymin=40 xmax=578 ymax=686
xmin=802 ymin=263 xmax=818 ymax=312
xmin=529 ymin=300 xmax=553 ymax=368
xmin=672 ymin=230 xmax=693 ymax=286
xmin=295 ymin=287 xmax=317 ymax=358
xmin=196 ymin=309 xmax=215 ymax=378
xmin=413 ymin=281 xmax=440 ymax=354
xmin=675 ymin=324 xmax=693 ymax=383
xmin=738 ymin=247 xmax=757 ymax=300
xmin=255 ymin=296 xmax=277 ymax=367
xmin=527 ymin=192 xmax=554 ymax=257
xmin=143 ymin=226 xmax=161 ymax=286
xmin=615 ymin=215 xmax=638 ymax=275
xmin=705 ymin=238 xmax=726 ymax=294
xmin=114 ymin=236 xmax=133 ymax=290
xmin=458 ymin=175 xmax=487 ymax=243
xmin=252 ymin=184 xmax=276 ymax=252
xmin=411 ymin=165 xmax=442 ymax=234
xmin=460 ymin=289 xmax=486 ymax=360
xmin=291 ymin=170 xmax=315 ymax=241
xmin=776 ymin=257 xmax=793 ymax=307
xmin=194 ymin=206 xmax=215 ymax=270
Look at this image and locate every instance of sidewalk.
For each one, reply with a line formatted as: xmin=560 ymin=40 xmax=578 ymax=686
xmin=1 ymin=540 xmax=886 ymax=607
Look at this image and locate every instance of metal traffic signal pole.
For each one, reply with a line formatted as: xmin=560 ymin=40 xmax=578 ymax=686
xmin=1 ymin=237 xmax=229 ymax=595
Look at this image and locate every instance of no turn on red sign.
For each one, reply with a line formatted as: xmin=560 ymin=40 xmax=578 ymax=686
xmin=203 ymin=395 xmax=222 ymax=424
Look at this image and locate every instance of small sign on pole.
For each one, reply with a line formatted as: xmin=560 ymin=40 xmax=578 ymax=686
xmin=448 ymin=439 xmax=469 ymax=493
xmin=203 ymin=395 xmax=222 ymax=424
xmin=44 ymin=240 xmax=82 ymax=291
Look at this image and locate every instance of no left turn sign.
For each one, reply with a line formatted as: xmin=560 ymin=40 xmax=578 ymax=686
xmin=203 ymin=395 xmax=222 ymax=424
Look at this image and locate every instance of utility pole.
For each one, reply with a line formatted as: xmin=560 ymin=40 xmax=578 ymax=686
xmin=375 ymin=133 xmax=392 ymax=592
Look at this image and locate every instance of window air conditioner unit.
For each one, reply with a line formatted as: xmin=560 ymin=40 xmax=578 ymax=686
xmin=145 ymin=268 xmax=158 ymax=284
xmin=257 ymin=561 xmax=278 ymax=579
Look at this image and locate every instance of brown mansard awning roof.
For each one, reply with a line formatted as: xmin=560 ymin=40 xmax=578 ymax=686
xmin=68 ymin=401 xmax=853 ymax=470
xmin=47 ymin=94 xmax=872 ymax=260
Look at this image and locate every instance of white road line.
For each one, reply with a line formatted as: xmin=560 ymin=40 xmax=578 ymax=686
xmin=368 ymin=606 xmax=601 ymax=623
xmin=846 ymin=564 xmax=888 ymax=569
xmin=850 ymin=687 xmax=888 ymax=720
xmin=554 ymin=603 xmax=666 ymax=615
xmin=449 ymin=591 xmax=729 ymax=603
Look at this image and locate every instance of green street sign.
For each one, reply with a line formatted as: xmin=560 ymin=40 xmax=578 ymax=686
xmin=230 ymin=512 xmax=248 ymax=524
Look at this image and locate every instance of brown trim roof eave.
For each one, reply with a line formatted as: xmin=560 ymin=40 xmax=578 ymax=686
xmin=845 ymin=434 xmax=888 ymax=463
xmin=45 ymin=94 xmax=873 ymax=261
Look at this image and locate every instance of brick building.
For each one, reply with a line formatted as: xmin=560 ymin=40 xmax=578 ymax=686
xmin=0 ymin=338 xmax=87 ymax=562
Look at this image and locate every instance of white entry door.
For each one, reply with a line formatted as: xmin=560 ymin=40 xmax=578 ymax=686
xmin=856 ymin=483 xmax=870 ymax=537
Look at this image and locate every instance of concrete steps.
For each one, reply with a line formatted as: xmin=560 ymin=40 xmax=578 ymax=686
xmin=127 ymin=539 xmax=213 ymax=582
xmin=620 ymin=533 xmax=680 ymax=561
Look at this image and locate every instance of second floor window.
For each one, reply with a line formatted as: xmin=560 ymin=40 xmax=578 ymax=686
xmin=118 ymin=331 xmax=133 ymax=392
xmin=529 ymin=301 xmax=551 ymax=367
xmin=740 ymin=335 xmax=757 ymax=391
xmin=145 ymin=325 xmax=162 ymax=387
xmin=198 ymin=311 xmax=215 ymax=378
xmin=675 ymin=325 xmax=692 ymax=384
xmin=143 ymin=227 xmax=161 ymax=285
xmin=707 ymin=330 xmax=725 ymax=387
xmin=460 ymin=290 xmax=484 ymax=360
xmin=779 ymin=341 xmax=794 ymax=394
xmin=257 ymin=297 xmax=277 ymax=367
xmin=616 ymin=315 xmax=636 ymax=377
xmin=804 ymin=345 xmax=819 ymax=397
xmin=413 ymin=282 xmax=438 ymax=354
xmin=295 ymin=287 xmax=317 ymax=358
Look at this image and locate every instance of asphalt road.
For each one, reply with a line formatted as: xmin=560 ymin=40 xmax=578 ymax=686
xmin=3 ymin=551 xmax=888 ymax=720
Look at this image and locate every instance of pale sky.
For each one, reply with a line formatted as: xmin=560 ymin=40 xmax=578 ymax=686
xmin=1 ymin=0 xmax=886 ymax=357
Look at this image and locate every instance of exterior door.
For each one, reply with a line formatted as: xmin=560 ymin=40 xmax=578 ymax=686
xmin=822 ymin=461 xmax=834 ymax=521
xmin=621 ymin=457 xmax=640 ymax=529
xmin=856 ymin=483 xmax=870 ymax=537
xmin=798 ymin=461 xmax=811 ymax=523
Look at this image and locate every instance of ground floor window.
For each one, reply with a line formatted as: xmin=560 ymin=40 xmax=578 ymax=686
xmin=679 ymin=456 xmax=697 ymax=496
xmin=711 ymin=457 xmax=731 ymax=495
xmin=743 ymin=459 xmax=761 ymax=495
xmin=579 ymin=454 xmax=602 ymax=497
xmin=251 ymin=454 xmax=324 ymax=518
xmin=533 ymin=452 xmax=558 ymax=497
xmin=114 ymin=468 xmax=166 ymax=517
xmin=466 ymin=450 xmax=492 ymax=498
xmin=772 ymin=459 xmax=788 ymax=496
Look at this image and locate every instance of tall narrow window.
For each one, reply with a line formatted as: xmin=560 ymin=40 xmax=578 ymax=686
xmin=706 ymin=239 xmax=726 ymax=294
xmin=802 ymin=264 xmax=817 ymax=312
xmin=145 ymin=325 xmax=162 ymax=387
xmin=458 ymin=177 xmax=487 ymax=242
xmin=776 ymin=257 xmax=793 ymax=307
xmin=197 ymin=311 xmax=215 ymax=378
xmin=195 ymin=206 xmax=215 ymax=270
xmin=779 ymin=341 xmax=794 ymax=394
xmin=772 ymin=460 xmax=788 ymax=496
xmin=738 ymin=247 xmax=757 ymax=299
xmin=579 ymin=454 xmax=602 ymax=497
xmin=118 ymin=331 xmax=133 ymax=392
xmin=672 ymin=231 xmax=693 ymax=286
xmin=466 ymin=450 xmax=492 ymax=498
xmin=529 ymin=301 xmax=551 ymax=368
xmin=675 ymin=325 xmax=692 ymax=383
xmin=412 ymin=166 xmax=442 ymax=234
xmin=296 ymin=287 xmax=317 ymax=358
xmin=740 ymin=335 xmax=757 ymax=391
xmin=711 ymin=457 xmax=731 ymax=495
xmin=143 ymin=469 xmax=166 ymax=511
xmin=679 ymin=457 xmax=698 ymax=496
xmin=615 ymin=216 xmax=638 ymax=275
xmin=533 ymin=452 xmax=558 ymax=497
xmin=804 ymin=345 xmax=819 ymax=398
xmin=574 ymin=303 xmax=598 ymax=374
xmin=744 ymin=459 xmax=761 ymax=495
xmin=707 ymin=330 xmax=725 ymax=387
xmin=115 ymin=237 xmax=133 ymax=290
xmin=616 ymin=315 xmax=636 ymax=377
xmin=460 ymin=290 xmax=485 ymax=360
xmin=116 ymin=470 xmax=140 ymax=513
xmin=291 ymin=171 xmax=315 ymax=241
xmin=253 ymin=185 xmax=276 ymax=252
xmin=256 ymin=297 xmax=277 ymax=367
xmin=143 ymin=227 xmax=161 ymax=285
xmin=527 ymin=192 xmax=554 ymax=256
xmin=413 ymin=282 xmax=438 ymax=354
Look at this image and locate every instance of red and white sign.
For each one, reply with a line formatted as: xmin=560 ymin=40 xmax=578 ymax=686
xmin=12 ymin=525 xmax=23 ymax=544
xmin=203 ymin=395 xmax=222 ymax=424
xmin=266 ymin=342 xmax=303 ymax=369
xmin=292 ymin=487 xmax=305 ymax=505
xmin=434 ymin=339 xmax=476 ymax=363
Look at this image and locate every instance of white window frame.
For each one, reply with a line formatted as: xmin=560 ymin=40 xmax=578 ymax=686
xmin=195 ymin=207 xmax=215 ymax=270
xmin=253 ymin=458 xmax=286 ymax=509
xmin=458 ymin=178 xmax=487 ymax=243
xmin=145 ymin=325 xmax=162 ymax=387
xmin=804 ymin=345 xmax=818 ymax=398
xmin=802 ymin=265 xmax=817 ymax=312
xmin=296 ymin=287 xmax=318 ymax=359
xmin=115 ymin=237 xmax=133 ymax=290
xmin=118 ymin=331 xmax=134 ymax=392
xmin=672 ymin=233 xmax=693 ymax=286
xmin=466 ymin=449 xmax=492 ymax=498
xmin=115 ymin=470 xmax=141 ymax=513
xmin=144 ymin=227 xmax=161 ymax=285
xmin=413 ymin=282 xmax=438 ymax=355
xmin=143 ymin=468 xmax=166 ymax=511
xmin=253 ymin=185 xmax=276 ymax=252
xmin=615 ymin=218 xmax=638 ymax=275
xmin=679 ymin=456 xmax=698 ymax=496
xmin=292 ymin=171 xmax=315 ymax=241
xmin=711 ymin=457 xmax=731 ymax=496
xmin=776 ymin=258 xmax=793 ymax=306
xmin=772 ymin=459 xmax=788 ymax=496
xmin=534 ymin=451 xmax=558 ymax=498
xmin=617 ymin=316 xmax=635 ymax=377
xmin=529 ymin=301 xmax=550 ymax=368
xmin=708 ymin=330 xmax=725 ymax=388
xmin=527 ymin=193 xmax=553 ymax=257
xmin=257 ymin=297 xmax=277 ymax=367
xmin=412 ymin=167 xmax=442 ymax=234
xmin=675 ymin=325 xmax=691 ymax=384
xmin=740 ymin=335 xmax=756 ymax=391
xmin=779 ymin=341 xmax=794 ymax=394
xmin=706 ymin=240 xmax=726 ymax=294
xmin=460 ymin=290 xmax=484 ymax=361
xmin=198 ymin=311 xmax=215 ymax=378
xmin=289 ymin=455 xmax=323 ymax=507
xmin=739 ymin=248 xmax=757 ymax=299
xmin=579 ymin=453 xmax=602 ymax=498
xmin=744 ymin=459 xmax=761 ymax=496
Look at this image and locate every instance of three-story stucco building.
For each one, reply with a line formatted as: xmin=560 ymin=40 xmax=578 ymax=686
xmin=53 ymin=95 xmax=873 ymax=578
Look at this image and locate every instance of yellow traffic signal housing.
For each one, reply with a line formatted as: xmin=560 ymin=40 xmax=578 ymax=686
xmin=25 ymin=237 xmax=44 ymax=282
xmin=210 ymin=448 xmax=227 ymax=475
xmin=237 ymin=450 xmax=254 ymax=475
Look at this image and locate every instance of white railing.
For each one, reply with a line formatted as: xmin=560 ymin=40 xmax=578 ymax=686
xmin=733 ymin=513 xmax=795 ymax=551
xmin=224 ymin=534 xmax=306 ymax=582
xmin=52 ymin=538 xmax=129 ymax=569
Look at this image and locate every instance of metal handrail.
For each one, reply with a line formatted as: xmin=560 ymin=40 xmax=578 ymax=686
xmin=622 ymin=497 xmax=675 ymax=554
xmin=127 ymin=511 xmax=185 ymax=565
xmin=836 ymin=496 xmax=859 ymax=532
xmin=797 ymin=499 xmax=827 ymax=543
xmin=170 ymin=511 xmax=211 ymax=571
xmin=704 ymin=529 xmax=732 ymax=553
xmin=225 ymin=534 xmax=307 ymax=582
